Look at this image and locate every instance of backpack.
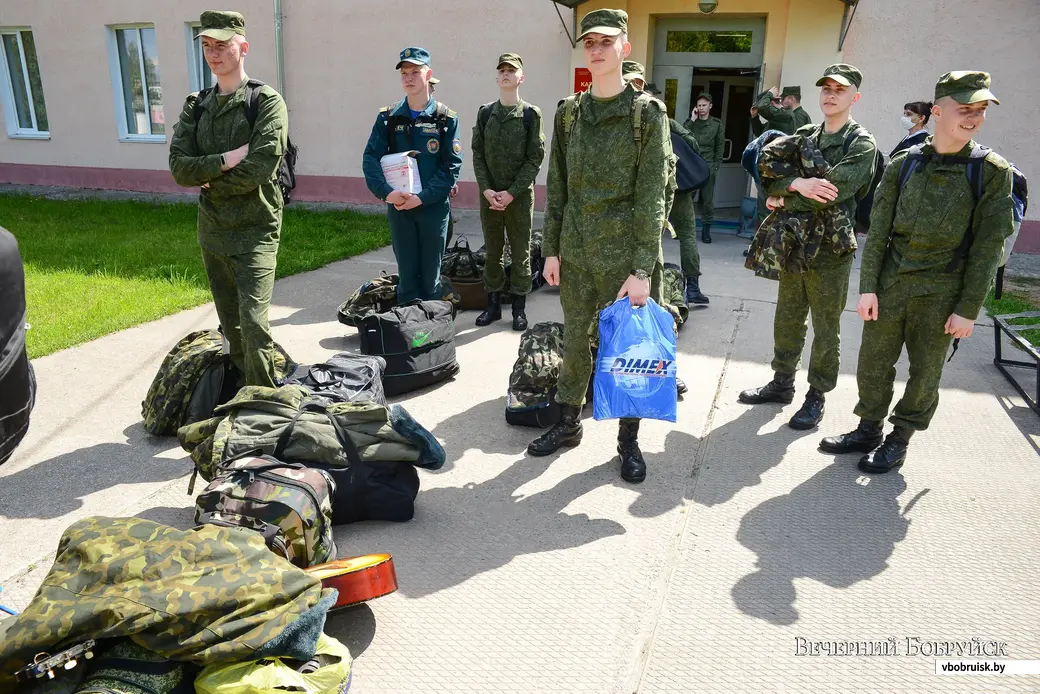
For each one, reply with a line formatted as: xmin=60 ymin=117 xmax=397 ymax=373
xmin=142 ymin=329 xmax=295 ymax=437
xmin=506 ymin=322 xmax=566 ymax=428
xmin=476 ymin=101 xmax=536 ymax=137
xmin=384 ymin=100 xmax=454 ymax=160
xmin=337 ymin=272 xmax=460 ymax=327
xmin=193 ymin=79 xmax=299 ymax=205
xmin=820 ymin=123 xmax=884 ymax=234
xmin=195 ymin=453 xmax=337 ymax=568
xmin=308 ymin=459 xmax=420 ymax=525
xmin=670 ymin=129 xmax=711 ymax=193
xmin=282 ymin=352 xmax=388 ymax=406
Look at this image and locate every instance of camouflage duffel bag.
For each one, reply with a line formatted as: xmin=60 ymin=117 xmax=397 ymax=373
xmin=440 ymin=235 xmax=483 ymax=280
xmin=142 ymin=329 xmax=295 ymax=437
xmin=195 ymin=454 xmax=337 ymax=568
xmin=506 ymin=322 xmax=565 ymax=428
xmin=338 ymin=272 xmax=460 ymax=326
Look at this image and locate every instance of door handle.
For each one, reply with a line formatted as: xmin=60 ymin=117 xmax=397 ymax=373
xmin=723 ymin=139 xmax=733 ymax=160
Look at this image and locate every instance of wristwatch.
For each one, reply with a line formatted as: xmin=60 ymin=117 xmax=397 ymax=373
xmin=220 ymin=153 xmax=228 ymax=170
xmin=630 ymin=269 xmax=649 ymax=281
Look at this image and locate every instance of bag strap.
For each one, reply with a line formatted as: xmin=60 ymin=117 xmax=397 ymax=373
xmin=523 ymin=104 xmax=535 ymax=132
xmin=632 ymin=94 xmax=646 ymax=150
xmin=272 ymin=397 xmax=365 ymax=467
xmin=945 ymin=144 xmax=990 ymax=272
xmin=243 ymin=79 xmax=265 ymax=127
xmin=562 ymin=93 xmax=580 ymax=150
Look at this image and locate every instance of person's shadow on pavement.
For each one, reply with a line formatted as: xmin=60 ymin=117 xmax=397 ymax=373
xmin=0 ymin=423 xmax=188 ymax=521
xmin=732 ymin=463 xmax=922 ymax=625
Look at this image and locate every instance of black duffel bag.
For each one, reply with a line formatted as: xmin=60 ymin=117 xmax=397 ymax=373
xmin=356 ymin=299 xmax=460 ymax=396
xmin=309 ymin=460 xmax=420 ymax=524
xmin=0 ymin=229 xmax=35 ymax=467
xmin=283 ymin=352 xmax=388 ymax=405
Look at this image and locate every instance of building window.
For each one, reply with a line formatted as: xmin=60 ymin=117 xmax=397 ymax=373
xmin=666 ymin=30 xmax=753 ymax=54
xmin=107 ymin=25 xmax=165 ymax=141
xmin=0 ymin=29 xmax=49 ymax=138
xmin=187 ymin=24 xmax=215 ymax=92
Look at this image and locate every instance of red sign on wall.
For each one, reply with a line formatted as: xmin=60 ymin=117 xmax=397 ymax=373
xmin=574 ymin=68 xmax=592 ymax=93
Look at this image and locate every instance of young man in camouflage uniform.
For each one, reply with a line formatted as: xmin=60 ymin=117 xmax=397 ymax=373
xmin=169 ymin=11 xmax=288 ymax=388
xmin=528 ymin=9 xmax=671 ymax=484
xmin=752 ymin=86 xmax=797 ymax=136
xmin=739 ymin=64 xmax=877 ymax=431
xmin=821 ymin=71 xmax=1013 ymax=473
xmin=684 ymin=93 xmax=724 ymax=244
xmin=472 ymin=53 xmax=546 ymax=331
xmin=623 ymin=62 xmax=709 ymax=306
xmin=781 ymin=86 xmax=812 ymax=129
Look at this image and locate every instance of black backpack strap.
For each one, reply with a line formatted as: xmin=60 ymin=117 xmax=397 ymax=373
xmin=243 ymin=78 xmax=265 ymax=127
xmin=945 ymin=144 xmax=990 ymax=272
xmin=522 ymin=104 xmax=535 ymax=132
xmin=477 ymin=102 xmax=493 ymax=134
xmin=384 ymin=102 xmax=408 ymax=153
xmin=841 ymin=124 xmax=864 ymax=154
xmin=191 ymin=88 xmax=212 ymax=123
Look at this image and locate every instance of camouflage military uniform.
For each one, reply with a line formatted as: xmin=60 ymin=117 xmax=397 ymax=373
xmin=684 ymin=113 xmax=725 ymax=227
xmin=792 ymin=106 xmax=812 ymax=129
xmin=543 ymin=83 xmax=670 ymax=408
xmin=763 ymin=119 xmax=877 ymax=393
xmin=668 ymin=118 xmax=702 ymax=278
xmin=472 ymin=98 xmax=546 ymax=295
xmin=169 ymin=51 xmax=288 ymax=389
xmin=855 ymin=138 xmax=1013 ymax=430
xmin=753 ymin=91 xmax=797 ymax=135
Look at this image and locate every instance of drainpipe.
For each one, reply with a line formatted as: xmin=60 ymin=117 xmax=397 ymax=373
xmin=274 ymin=0 xmax=286 ymax=98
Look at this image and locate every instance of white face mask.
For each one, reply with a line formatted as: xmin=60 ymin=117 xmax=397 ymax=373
xmin=900 ymin=115 xmax=916 ymax=130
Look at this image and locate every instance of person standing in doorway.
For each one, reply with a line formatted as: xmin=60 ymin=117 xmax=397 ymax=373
xmin=684 ymin=93 xmax=724 ymax=244
xmin=472 ymin=53 xmax=546 ymax=331
xmin=738 ymin=64 xmax=878 ymax=431
xmin=169 ymin=10 xmax=288 ymax=388
xmin=528 ymin=9 xmax=671 ymax=484
xmin=362 ymin=47 xmax=463 ymax=304
xmin=782 ymin=86 xmax=812 ymax=128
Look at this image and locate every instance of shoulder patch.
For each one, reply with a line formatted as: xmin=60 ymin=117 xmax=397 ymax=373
xmin=983 ymin=150 xmax=1012 ymax=171
xmin=446 ymin=108 xmax=458 ymax=119
xmin=379 ymin=106 xmax=390 ymax=113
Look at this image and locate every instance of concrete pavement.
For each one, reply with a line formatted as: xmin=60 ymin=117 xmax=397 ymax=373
xmin=2 ymin=212 xmax=1039 ymax=693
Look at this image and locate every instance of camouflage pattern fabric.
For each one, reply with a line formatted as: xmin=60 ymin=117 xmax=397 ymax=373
xmin=471 ymin=99 xmax=545 ymax=197
xmin=196 ymin=456 xmax=336 ymax=568
xmin=74 ymin=638 xmax=196 ymax=694
xmin=441 ymin=236 xmax=484 ymax=280
xmin=507 ymin=322 xmax=565 ymax=410
xmin=480 ymin=189 xmax=534 ymax=295
xmin=670 ymin=190 xmax=700 ymax=278
xmin=753 ymin=91 xmax=796 ymax=136
xmin=142 ymin=330 xmax=224 ymax=435
xmin=338 ymin=273 xmax=459 ymax=326
xmin=0 ymin=516 xmax=332 ymax=686
xmin=792 ymin=106 xmax=812 ymax=129
xmin=745 ymin=133 xmax=856 ymax=280
xmin=683 ymin=115 xmax=724 ymax=226
xmin=662 ymin=263 xmax=689 ymax=327
xmin=169 ymin=80 xmax=288 ymax=256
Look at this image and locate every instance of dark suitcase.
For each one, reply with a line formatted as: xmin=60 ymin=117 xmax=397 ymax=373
xmin=309 ymin=460 xmax=420 ymax=524
xmin=357 ymin=300 xmax=460 ymax=396
xmin=451 ymin=278 xmax=487 ymax=310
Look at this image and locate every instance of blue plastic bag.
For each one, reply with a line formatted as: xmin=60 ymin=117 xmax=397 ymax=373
xmin=593 ymin=298 xmax=678 ymax=422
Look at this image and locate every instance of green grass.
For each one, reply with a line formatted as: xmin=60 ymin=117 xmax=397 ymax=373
xmin=1 ymin=195 xmax=390 ymax=358
xmin=984 ymin=288 xmax=1040 ymax=347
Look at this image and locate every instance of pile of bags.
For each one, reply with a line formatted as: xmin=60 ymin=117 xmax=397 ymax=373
xmin=439 ymin=229 xmax=547 ymax=311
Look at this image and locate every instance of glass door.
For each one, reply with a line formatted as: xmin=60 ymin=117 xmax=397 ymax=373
xmin=651 ymin=65 xmax=693 ymax=122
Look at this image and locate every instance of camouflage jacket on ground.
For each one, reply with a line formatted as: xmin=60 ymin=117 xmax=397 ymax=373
xmin=178 ymin=385 xmax=445 ymax=482
xmin=169 ymin=79 xmax=289 ymax=256
xmin=745 ymin=133 xmax=857 ymax=280
xmin=471 ymin=99 xmax=546 ymax=196
xmin=683 ymin=116 xmax=725 ymax=169
xmin=542 ymin=84 xmax=671 ymax=277
xmin=0 ymin=516 xmax=335 ymax=686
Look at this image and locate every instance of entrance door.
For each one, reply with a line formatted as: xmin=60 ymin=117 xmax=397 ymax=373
xmin=691 ymin=74 xmax=757 ymax=208
xmin=654 ymin=66 xmax=693 ymax=122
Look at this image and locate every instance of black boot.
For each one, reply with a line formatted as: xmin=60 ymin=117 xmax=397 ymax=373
xmin=475 ymin=292 xmax=502 ymax=326
xmin=528 ymin=404 xmax=583 ymax=456
xmin=676 ymin=377 xmax=688 ymax=397
xmin=685 ymin=275 xmax=710 ymax=305
xmin=738 ymin=372 xmax=795 ymax=405
xmin=788 ymin=387 xmax=825 ymax=430
xmin=858 ymin=427 xmax=913 ymax=473
xmin=701 ymin=223 xmax=712 ymax=244
xmin=511 ymin=294 xmax=529 ymax=332
xmin=618 ymin=418 xmax=646 ymax=483
xmin=819 ymin=419 xmax=884 ymax=454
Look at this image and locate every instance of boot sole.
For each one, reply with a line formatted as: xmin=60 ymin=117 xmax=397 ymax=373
xmin=738 ymin=393 xmax=795 ymax=405
xmin=621 ymin=471 xmax=646 ymax=483
xmin=818 ymin=439 xmax=883 ymax=455
xmin=788 ymin=416 xmax=823 ymax=431
xmin=527 ymin=436 xmax=582 ymax=457
xmin=857 ymin=457 xmax=905 ymax=474
xmin=475 ymin=316 xmax=501 ymax=327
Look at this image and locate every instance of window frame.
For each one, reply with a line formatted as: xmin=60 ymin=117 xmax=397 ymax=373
xmin=106 ymin=23 xmax=166 ymax=143
xmin=185 ymin=23 xmax=216 ymax=93
xmin=0 ymin=27 xmax=49 ymax=140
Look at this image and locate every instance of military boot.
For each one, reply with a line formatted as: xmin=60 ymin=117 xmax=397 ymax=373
xmin=701 ymin=223 xmax=712 ymax=244
xmin=511 ymin=294 xmax=529 ymax=332
xmin=685 ymin=275 xmax=709 ymax=305
xmin=528 ymin=404 xmax=583 ymax=456
xmin=788 ymin=387 xmax=825 ymax=430
xmin=618 ymin=418 xmax=646 ymax=483
xmin=858 ymin=427 xmax=913 ymax=474
xmin=738 ymin=372 xmax=795 ymax=405
xmin=819 ymin=419 xmax=884 ymax=454
xmin=475 ymin=292 xmax=502 ymax=326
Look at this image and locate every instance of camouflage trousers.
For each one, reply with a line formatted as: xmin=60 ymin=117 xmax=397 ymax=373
xmin=670 ymin=191 xmax=701 ymax=278
xmin=201 ymin=247 xmax=278 ymax=388
xmin=853 ymin=289 xmax=957 ymax=431
xmin=771 ymin=250 xmax=854 ymax=393
xmin=481 ymin=189 xmax=533 ymax=296
xmin=557 ymin=260 xmax=664 ymax=408
xmin=695 ymin=170 xmax=716 ymax=225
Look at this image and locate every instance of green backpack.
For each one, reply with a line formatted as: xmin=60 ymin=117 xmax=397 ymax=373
xmin=195 ymin=454 xmax=337 ymax=569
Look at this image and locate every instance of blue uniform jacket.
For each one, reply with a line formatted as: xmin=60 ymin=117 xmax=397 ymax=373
xmin=362 ymin=98 xmax=462 ymax=207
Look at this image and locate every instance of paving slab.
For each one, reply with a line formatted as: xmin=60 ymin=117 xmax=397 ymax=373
xmin=1 ymin=217 xmax=1038 ymax=693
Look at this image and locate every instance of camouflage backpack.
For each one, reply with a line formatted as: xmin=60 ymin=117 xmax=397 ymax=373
xmin=338 ymin=272 xmax=460 ymax=326
xmin=142 ymin=330 xmax=295 ymax=437
xmin=195 ymin=454 xmax=337 ymax=568
xmin=505 ymin=322 xmax=566 ymax=428
xmin=441 ymin=235 xmax=483 ymax=280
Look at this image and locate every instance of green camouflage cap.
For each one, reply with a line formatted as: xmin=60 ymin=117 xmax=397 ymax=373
xmin=622 ymin=60 xmax=645 ymax=81
xmin=577 ymin=9 xmax=628 ymax=40
xmin=780 ymin=86 xmax=801 ymax=99
xmin=497 ymin=53 xmax=523 ymax=70
xmin=934 ymin=70 xmax=1000 ymax=105
xmin=815 ymin=63 xmax=862 ymax=88
xmin=197 ymin=11 xmax=246 ymax=41
xmin=696 ymin=92 xmax=713 ymax=103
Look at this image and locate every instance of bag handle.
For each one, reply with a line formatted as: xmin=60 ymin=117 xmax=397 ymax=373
xmin=273 ymin=396 xmax=365 ymax=467
xmin=450 ymin=234 xmax=470 ymax=252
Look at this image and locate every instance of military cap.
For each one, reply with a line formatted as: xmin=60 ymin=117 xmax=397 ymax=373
xmin=646 ymin=83 xmax=662 ymax=96
xmin=196 ymin=11 xmax=246 ymax=41
xmin=815 ymin=64 xmax=862 ymax=88
xmin=934 ymin=71 xmax=1000 ymax=105
xmin=780 ymin=86 xmax=801 ymax=99
xmin=429 ymin=77 xmax=440 ymax=85
xmin=577 ymin=9 xmax=628 ymax=40
xmin=622 ymin=60 xmax=645 ymax=81
xmin=396 ymin=47 xmax=431 ymax=69
xmin=497 ymin=53 xmax=523 ymax=70
xmin=695 ymin=92 xmax=713 ymax=103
